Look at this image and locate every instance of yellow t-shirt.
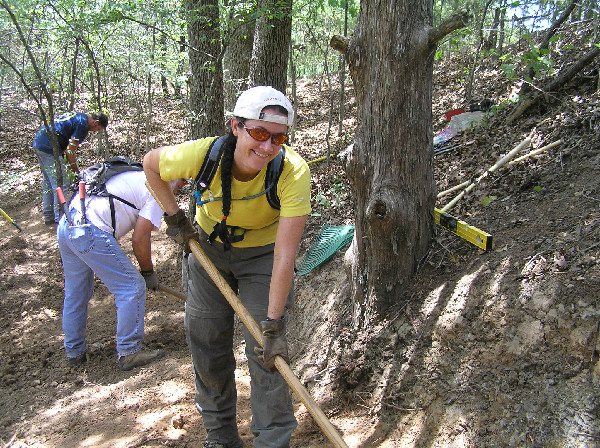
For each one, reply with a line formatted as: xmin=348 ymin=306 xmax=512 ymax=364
xmin=159 ymin=136 xmax=311 ymax=247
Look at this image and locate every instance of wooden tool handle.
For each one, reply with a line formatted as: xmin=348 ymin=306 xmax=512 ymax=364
xmin=157 ymin=283 xmax=186 ymax=301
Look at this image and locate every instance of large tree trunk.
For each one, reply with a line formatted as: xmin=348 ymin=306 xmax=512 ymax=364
xmin=249 ymin=0 xmax=292 ymax=92
xmin=186 ymin=0 xmax=225 ymax=138
xmin=223 ymin=1 xmax=255 ymax=113
xmin=332 ymin=9 xmax=467 ymax=328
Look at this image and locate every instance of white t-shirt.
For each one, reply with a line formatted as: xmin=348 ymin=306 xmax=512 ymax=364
xmin=71 ymin=171 xmax=163 ymax=240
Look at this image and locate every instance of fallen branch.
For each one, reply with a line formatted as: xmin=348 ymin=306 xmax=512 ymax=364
xmin=437 ymin=180 xmax=470 ymax=198
xmin=508 ymin=45 xmax=600 ymax=124
xmin=441 ymin=137 xmax=531 ymax=212
xmin=508 ymin=139 xmax=563 ymax=165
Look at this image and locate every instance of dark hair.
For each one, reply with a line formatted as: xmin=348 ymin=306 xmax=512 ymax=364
xmin=91 ymin=112 xmax=109 ymax=129
xmin=209 ymin=127 xmax=239 ymax=250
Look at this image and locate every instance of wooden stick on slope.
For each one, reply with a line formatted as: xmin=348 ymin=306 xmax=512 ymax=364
xmin=145 ymin=181 xmax=349 ymax=448
xmin=441 ymin=137 xmax=531 ymax=212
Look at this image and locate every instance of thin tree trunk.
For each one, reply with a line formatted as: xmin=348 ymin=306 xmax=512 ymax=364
xmin=497 ymin=0 xmax=507 ymax=56
xmin=289 ymin=41 xmax=297 ymax=143
xmin=144 ymin=29 xmax=156 ymax=156
xmin=465 ymin=0 xmax=493 ymax=104
xmin=69 ymin=38 xmax=79 ymax=110
xmin=338 ymin=0 xmax=348 ymax=137
xmin=223 ymin=1 xmax=254 ymax=112
xmin=324 ymin=47 xmax=333 ymax=158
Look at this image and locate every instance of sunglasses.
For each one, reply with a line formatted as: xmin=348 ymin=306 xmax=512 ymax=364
xmin=240 ymin=123 xmax=288 ymax=146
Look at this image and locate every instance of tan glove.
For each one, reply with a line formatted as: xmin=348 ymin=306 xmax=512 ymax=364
xmin=163 ymin=209 xmax=199 ymax=254
xmin=254 ymin=318 xmax=288 ymax=372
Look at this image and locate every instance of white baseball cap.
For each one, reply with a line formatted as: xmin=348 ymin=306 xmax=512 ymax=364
xmin=233 ymin=86 xmax=294 ymax=127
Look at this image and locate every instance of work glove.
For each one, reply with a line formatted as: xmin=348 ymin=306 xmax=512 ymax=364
xmin=141 ymin=269 xmax=159 ymax=291
xmin=163 ymin=209 xmax=199 ymax=254
xmin=254 ymin=318 xmax=288 ymax=372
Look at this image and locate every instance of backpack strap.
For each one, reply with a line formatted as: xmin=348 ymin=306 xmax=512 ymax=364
xmin=107 ymin=194 xmax=138 ymax=237
xmin=265 ymin=148 xmax=285 ymax=210
xmin=194 ymin=135 xmax=228 ymax=195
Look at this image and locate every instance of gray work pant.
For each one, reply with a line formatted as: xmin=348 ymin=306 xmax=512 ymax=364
xmin=184 ymin=232 xmax=297 ymax=448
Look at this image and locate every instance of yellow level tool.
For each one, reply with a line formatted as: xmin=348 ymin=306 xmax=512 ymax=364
xmin=434 ymin=208 xmax=493 ymax=251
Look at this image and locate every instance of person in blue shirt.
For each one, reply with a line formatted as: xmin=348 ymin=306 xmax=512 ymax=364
xmin=32 ymin=111 xmax=108 ymax=225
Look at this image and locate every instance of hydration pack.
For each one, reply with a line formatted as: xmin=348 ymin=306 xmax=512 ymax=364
xmin=79 ymin=156 xmax=144 ymax=235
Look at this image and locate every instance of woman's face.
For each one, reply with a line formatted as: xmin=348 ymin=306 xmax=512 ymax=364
xmin=231 ymin=112 xmax=288 ymax=181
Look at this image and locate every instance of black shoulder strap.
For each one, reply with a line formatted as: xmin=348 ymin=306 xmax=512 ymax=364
xmin=194 ymin=135 xmax=228 ymax=193
xmin=107 ymin=192 xmax=138 ymax=237
xmin=265 ymin=147 xmax=285 ymax=210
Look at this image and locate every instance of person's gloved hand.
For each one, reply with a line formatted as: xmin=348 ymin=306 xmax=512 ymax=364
xmin=163 ymin=209 xmax=199 ymax=254
xmin=254 ymin=318 xmax=288 ymax=372
xmin=141 ymin=269 xmax=159 ymax=291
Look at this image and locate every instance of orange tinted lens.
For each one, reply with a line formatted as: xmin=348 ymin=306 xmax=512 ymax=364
xmin=271 ymin=133 xmax=288 ymax=145
xmin=246 ymin=127 xmax=270 ymax=142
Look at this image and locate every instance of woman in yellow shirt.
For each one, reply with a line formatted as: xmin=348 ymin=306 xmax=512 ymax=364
xmin=144 ymin=86 xmax=311 ymax=448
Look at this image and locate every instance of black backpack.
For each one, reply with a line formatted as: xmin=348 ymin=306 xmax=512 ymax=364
xmin=193 ymin=135 xmax=285 ymax=210
xmin=79 ymin=155 xmax=144 ymax=235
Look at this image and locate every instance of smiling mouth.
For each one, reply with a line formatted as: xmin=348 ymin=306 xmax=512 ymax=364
xmin=252 ymin=150 xmax=269 ymax=158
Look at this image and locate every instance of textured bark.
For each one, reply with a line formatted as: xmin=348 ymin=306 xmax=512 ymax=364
xmin=249 ymin=0 xmax=292 ymax=92
xmin=334 ymin=1 xmax=464 ymax=327
xmin=186 ymin=0 xmax=225 ymax=138
xmin=223 ymin=4 xmax=255 ymax=113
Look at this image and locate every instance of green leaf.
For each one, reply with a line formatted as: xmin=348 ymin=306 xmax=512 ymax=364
xmin=501 ymin=64 xmax=516 ymax=74
xmin=533 ymin=186 xmax=542 ymax=192
xmin=480 ymin=196 xmax=497 ymax=206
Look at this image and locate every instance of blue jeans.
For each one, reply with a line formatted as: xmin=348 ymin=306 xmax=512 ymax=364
xmin=34 ymin=147 xmax=69 ymax=222
xmin=184 ymin=231 xmax=297 ymax=448
xmin=57 ymin=211 xmax=146 ymax=359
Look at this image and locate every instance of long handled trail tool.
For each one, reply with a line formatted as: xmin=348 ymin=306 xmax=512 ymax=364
xmin=146 ymin=181 xmax=349 ymax=448
xmin=0 ymin=207 xmax=23 ymax=232
xmin=157 ymin=283 xmax=187 ymax=301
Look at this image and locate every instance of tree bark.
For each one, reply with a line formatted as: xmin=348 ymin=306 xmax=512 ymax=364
xmin=186 ymin=0 xmax=225 ymax=138
xmin=332 ymin=2 xmax=466 ymax=327
xmin=249 ymin=0 xmax=292 ymax=92
xmin=223 ymin=1 xmax=255 ymax=113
